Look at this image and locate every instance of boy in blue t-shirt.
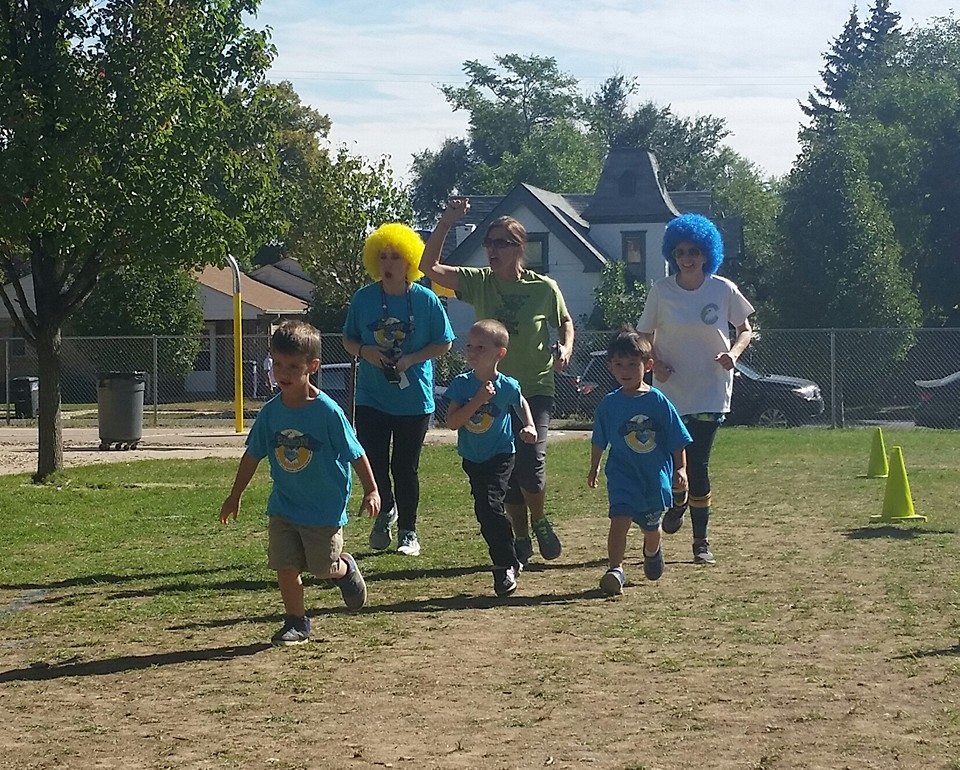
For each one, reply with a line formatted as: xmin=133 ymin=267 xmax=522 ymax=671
xmin=220 ymin=321 xmax=381 ymax=646
xmin=445 ymin=319 xmax=538 ymax=597
xmin=588 ymin=328 xmax=691 ymax=595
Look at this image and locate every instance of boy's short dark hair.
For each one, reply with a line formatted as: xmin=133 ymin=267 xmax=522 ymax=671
xmin=472 ymin=319 xmax=509 ymax=349
xmin=607 ymin=326 xmax=653 ymax=360
xmin=271 ymin=320 xmax=321 ymax=360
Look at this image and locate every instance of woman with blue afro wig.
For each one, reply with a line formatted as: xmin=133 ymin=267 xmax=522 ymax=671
xmin=662 ymin=213 xmax=725 ymax=275
xmin=341 ymin=222 xmax=456 ymax=559
xmin=637 ymin=212 xmax=755 ymax=567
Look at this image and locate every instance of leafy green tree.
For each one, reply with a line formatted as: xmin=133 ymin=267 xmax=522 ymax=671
xmin=410 ymin=54 xmax=587 ymax=222
xmin=587 ymin=261 xmax=647 ymax=330
xmin=70 ymin=263 xmax=204 ymax=376
xmin=441 ymin=54 xmax=581 ymax=166
xmin=409 ymin=138 xmax=472 ymax=226
xmin=0 ymin=0 xmax=283 ymax=478
xmin=771 ymin=123 xmax=920 ymax=331
xmin=298 ymin=150 xmax=413 ymax=333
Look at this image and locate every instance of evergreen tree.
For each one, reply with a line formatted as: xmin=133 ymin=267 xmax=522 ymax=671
xmin=802 ymin=6 xmax=865 ymax=118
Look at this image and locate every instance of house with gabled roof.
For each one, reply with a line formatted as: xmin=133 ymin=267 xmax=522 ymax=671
xmin=437 ymin=147 xmax=742 ymax=334
xmin=0 ymin=265 xmax=308 ymax=398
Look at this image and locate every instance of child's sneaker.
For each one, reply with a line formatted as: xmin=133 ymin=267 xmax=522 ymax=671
xmin=492 ymin=566 xmax=518 ymax=597
xmin=693 ymin=539 xmax=716 ymax=565
xmin=271 ymin=614 xmax=311 ymax=646
xmin=396 ymin=529 xmax=421 ymax=556
xmin=643 ymin=547 xmax=665 ymax=581
xmin=600 ymin=567 xmax=625 ymax=596
xmin=336 ymin=553 xmax=367 ymax=609
xmin=514 ymin=536 xmax=534 ymax=566
xmin=368 ymin=505 xmax=397 ymax=550
xmin=662 ymin=505 xmax=686 ymax=534
xmin=532 ymin=517 xmax=562 ymax=560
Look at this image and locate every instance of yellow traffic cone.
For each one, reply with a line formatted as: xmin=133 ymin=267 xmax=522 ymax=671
xmin=859 ymin=427 xmax=889 ymax=478
xmin=871 ymin=446 xmax=926 ymax=522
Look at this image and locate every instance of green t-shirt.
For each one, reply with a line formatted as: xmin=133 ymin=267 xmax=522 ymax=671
xmin=455 ymin=267 xmax=569 ymax=396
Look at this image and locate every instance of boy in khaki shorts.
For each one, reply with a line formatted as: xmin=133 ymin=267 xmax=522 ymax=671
xmin=220 ymin=321 xmax=381 ymax=645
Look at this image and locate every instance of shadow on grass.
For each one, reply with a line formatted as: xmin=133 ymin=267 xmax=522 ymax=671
xmin=893 ymin=643 xmax=960 ymax=660
xmin=170 ymin=588 xmax=606 ymax=631
xmin=0 ymin=565 xmax=246 ymax=591
xmin=0 ymin=642 xmax=271 ymax=683
xmin=843 ymin=526 xmax=956 ymax=540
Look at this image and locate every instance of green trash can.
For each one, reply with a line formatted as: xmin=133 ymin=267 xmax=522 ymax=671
xmin=97 ymin=371 xmax=145 ymax=450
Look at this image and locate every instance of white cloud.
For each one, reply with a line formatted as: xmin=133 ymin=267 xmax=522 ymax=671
xmin=253 ymin=0 xmax=956 ymax=180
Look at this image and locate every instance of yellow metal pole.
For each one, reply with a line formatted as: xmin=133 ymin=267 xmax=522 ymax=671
xmin=226 ymin=255 xmax=244 ymax=433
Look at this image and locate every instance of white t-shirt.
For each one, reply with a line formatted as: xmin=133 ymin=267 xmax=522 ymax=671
xmin=636 ymin=274 xmax=755 ymax=416
xmin=263 ymin=353 xmax=277 ymax=389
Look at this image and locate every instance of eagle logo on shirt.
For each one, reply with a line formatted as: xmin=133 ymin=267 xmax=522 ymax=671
xmin=369 ymin=316 xmax=408 ymax=359
xmin=495 ymin=294 xmax=529 ymax=336
xmin=464 ymin=402 xmax=500 ymax=435
xmin=273 ymin=429 xmax=319 ymax=473
xmin=620 ymin=413 xmax=659 ymax=454
xmin=700 ymin=303 xmax=720 ymax=325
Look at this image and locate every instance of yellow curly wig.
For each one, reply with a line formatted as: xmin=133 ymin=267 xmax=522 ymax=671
xmin=362 ymin=223 xmax=425 ymax=282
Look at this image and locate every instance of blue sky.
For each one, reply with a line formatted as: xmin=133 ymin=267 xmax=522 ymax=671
xmin=250 ymin=0 xmax=955 ymax=181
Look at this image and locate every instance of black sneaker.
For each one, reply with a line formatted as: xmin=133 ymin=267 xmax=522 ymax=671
xmin=336 ymin=553 xmax=368 ymax=609
xmin=271 ymin=615 xmax=311 ymax=646
xmin=643 ymin=548 xmax=665 ymax=581
xmin=662 ymin=506 xmax=686 ymax=534
xmin=492 ymin=566 xmax=518 ymax=597
xmin=693 ymin=540 xmax=716 ymax=565
xmin=532 ymin=518 xmax=562 ymax=560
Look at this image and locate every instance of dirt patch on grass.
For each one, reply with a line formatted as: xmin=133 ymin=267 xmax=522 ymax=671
xmin=1 ymin=432 xmax=958 ymax=769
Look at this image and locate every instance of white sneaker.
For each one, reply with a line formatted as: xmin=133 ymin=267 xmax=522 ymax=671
xmin=396 ymin=529 xmax=421 ymax=556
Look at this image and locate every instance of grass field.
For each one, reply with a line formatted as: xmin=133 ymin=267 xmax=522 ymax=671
xmin=1 ymin=429 xmax=959 ymax=769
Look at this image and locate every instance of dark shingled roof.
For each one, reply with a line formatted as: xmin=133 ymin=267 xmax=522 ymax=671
xmin=581 ymin=148 xmax=679 ymax=223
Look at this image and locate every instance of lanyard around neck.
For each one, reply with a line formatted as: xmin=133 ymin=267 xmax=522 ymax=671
xmin=380 ymin=282 xmax=415 ymax=348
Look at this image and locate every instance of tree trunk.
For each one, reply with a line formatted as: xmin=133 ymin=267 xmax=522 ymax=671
xmin=35 ymin=326 xmax=63 ymax=481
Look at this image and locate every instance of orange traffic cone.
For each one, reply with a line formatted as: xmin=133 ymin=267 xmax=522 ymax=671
xmin=859 ymin=427 xmax=889 ymax=478
xmin=871 ymin=446 xmax=926 ymax=522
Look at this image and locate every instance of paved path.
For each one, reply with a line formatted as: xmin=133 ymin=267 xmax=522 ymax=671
xmin=0 ymin=426 xmax=590 ymax=476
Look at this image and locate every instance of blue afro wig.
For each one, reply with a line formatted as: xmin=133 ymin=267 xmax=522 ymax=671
xmin=662 ymin=213 xmax=724 ymax=275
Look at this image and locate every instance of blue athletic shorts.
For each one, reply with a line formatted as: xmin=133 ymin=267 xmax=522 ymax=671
xmin=609 ymin=507 xmax=664 ymax=532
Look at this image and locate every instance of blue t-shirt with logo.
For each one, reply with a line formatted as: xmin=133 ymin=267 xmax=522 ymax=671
xmin=343 ymin=281 xmax=455 ymax=416
xmin=445 ymin=371 xmax=522 ymax=463
xmin=592 ymin=387 xmax=692 ymax=514
xmin=246 ymin=392 xmax=365 ymax=527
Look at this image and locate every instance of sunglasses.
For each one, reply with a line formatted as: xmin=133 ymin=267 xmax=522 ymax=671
xmin=482 ymin=238 xmax=520 ymax=251
xmin=673 ymin=246 xmax=702 ymax=258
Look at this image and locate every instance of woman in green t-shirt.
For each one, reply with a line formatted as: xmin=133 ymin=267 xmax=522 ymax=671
xmin=421 ymin=198 xmax=575 ymax=565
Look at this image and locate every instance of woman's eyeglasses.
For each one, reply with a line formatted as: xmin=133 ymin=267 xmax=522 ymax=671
xmin=482 ymin=238 xmax=520 ymax=251
xmin=673 ymin=246 xmax=702 ymax=258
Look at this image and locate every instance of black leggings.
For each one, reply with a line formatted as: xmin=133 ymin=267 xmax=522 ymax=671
xmin=684 ymin=417 xmax=720 ymax=540
xmin=685 ymin=417 xmax=720 ymax=500
xmin=354 ymin=406 xmax=431 ymax=532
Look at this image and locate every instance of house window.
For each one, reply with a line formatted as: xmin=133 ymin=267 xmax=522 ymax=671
xmin=524 ymin=233 xmax=549 ymax=273
xmin=621 ymin=231 xmax=646 ymax=282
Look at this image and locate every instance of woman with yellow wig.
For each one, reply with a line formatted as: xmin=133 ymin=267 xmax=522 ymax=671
xmin=342 ymin=223 xmax=455 ymax=557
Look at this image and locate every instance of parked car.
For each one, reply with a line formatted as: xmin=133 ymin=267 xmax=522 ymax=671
xmin=914 ymin=370 xmax=960 ymax=428
xmin=563 ymin=352 xmax=824 ymax=427
xmin=728 ymin=361 xmax=824 ymax=427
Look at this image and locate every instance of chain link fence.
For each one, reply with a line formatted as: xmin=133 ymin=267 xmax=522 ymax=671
xmin=3 ymin=329 xmax=959 ymax=428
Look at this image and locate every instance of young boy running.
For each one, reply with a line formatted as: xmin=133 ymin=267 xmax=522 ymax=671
xmin=445 ymin=319 xmax=538 ymax=597
xmin=588 ymin=328 xmax=691 ymax=595
xmin=220 ymin=320 xmax=381 ymax=645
